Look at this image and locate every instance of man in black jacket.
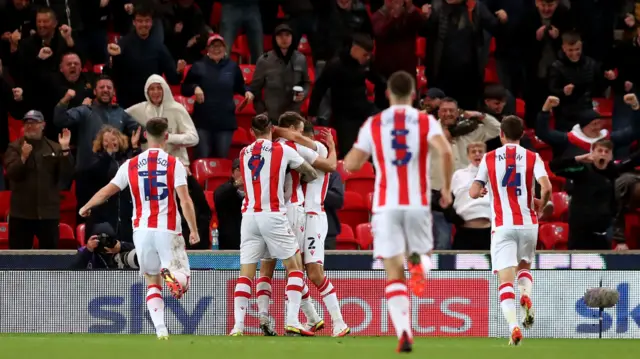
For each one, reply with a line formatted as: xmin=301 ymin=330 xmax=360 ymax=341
xmin=0 ymin=0 xmax=35 ymax=64
xmin=550 ymin=139 xmax=635 ymax=250
xmin=324 ymin=170 xmax=344 ymax=249
xmin=214 ymin=158 xmax=243 ymax=250
xmin=548 ymin=31 xmax=616 ymax=131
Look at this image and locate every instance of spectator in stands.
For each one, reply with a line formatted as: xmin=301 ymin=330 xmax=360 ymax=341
xmin=179 ymin=175 xmax=211 ymax=249
xmin=164 ymin=0 xmax=209 ymax=64
xmin=422 ymin=0 xmax=502 ymax=110
xmin=450 ymin=142 xmax=491 ymax=250
xmin=308 ymin=34 xmax=384 ymax=157
xmin=521 ymin=0 xmax=573 ymax=128
xmin=536 ymin=95 xmax=640 ymax=158
xmin=214 ymin=158 xmax=242 ymax=250
xmin=315 ymin=0 xmax=373 ymax=64
xmin=53 ymin=75 xmax=140 ymax=219
xmin=282 ymin=0 xmax=316 ymax=53
xmin=430 ymin=97 xmax=500 ymax=249
xmin=324 ymin=170 xmax=345 ymax=250
xmin=3 ymin=110 xmax=74 ymax=249
xmin=550 ymin=138 xmax=636 ymax=250
xmin=0 ymin=0 xmax=35 ymax=64
xmin=371 ymin=0 xmax=429 ymax=88
xmin=182 ymin=34 xmax=252 ymax=159
xmin=569 ymin=0 xmax=619 ymax=66
xmin=33 ymin=0 xmax=83 ymax=31
xmin=611 ymin=27 xmax=640 ymax=157
xmin=219 ymin=0 xmax=263 ymax=64
xmin=548 ymin=31 xmax=617 ymax=131
xmin=481 ymin=84 xmax=533 ymax=151
xmin=9 ymin=7 xmax=76 ymax=141
xmin=251 ymin=24 xmax=310 ymax=124
xmin=126 ymin=75 xmax=198 ymax=167
xmin=0 ymin=61 xmax=27 ymax=155
xmin=613 ymin=172 xmax=640 ymax=249
xmin=105 ymin=6 xmax=186 ymax=109
xmin=84 ymin=126 xmax=141 ymax=242
xmin=77 ymin=0 xmax=110 ymax=65
xmin=421 ymin=87 xmax=445 ymax=116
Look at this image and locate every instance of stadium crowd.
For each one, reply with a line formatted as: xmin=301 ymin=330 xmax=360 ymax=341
xmin=1 ymin=0 xmax=640 ymax=255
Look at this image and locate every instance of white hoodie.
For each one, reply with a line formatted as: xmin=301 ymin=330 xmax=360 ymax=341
xmin=126 ymin=74 xmax=199 ymax=166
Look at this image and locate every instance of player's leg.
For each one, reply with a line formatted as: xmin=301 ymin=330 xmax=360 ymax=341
xmin=491 ymin=228 xmax=522 ymax=345
xmin=261 ymin=214 xmax=314 ymax=336
xmin=516 ymin=227 xmax=537 ymax=329
xmin=372 ymin=211 xmax=413 ymax=353
xmin=404 ymin=210 xmax=435 ymax=296
xmin=257 ymin=258 xmax=277 ymax=336
xmin=158 ymin=233 xmax=191 ymax=299
xmin=133 ymin=231 xmax=168 ymax=339
xmin=304 ymin=213 xmax=349 ymax=336
xmin=230 ymin=217 xmax=265 ymax=336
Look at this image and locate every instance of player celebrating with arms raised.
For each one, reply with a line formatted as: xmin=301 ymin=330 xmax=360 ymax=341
xmin=343 ymin=71 xmax=454 ymax=352
xmin=230 ymin=114 xmax=319 ymax=337
xmin=469 ymin=116 xmax=552 ymax=345
xmin=80 ymin=117 xmax=199 ymax=340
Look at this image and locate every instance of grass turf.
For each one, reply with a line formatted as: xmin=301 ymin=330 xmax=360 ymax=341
xmin=1 ymin=335 xmax=639 ymax=359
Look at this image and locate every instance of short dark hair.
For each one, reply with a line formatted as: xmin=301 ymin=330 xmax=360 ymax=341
xmin=440 ymin=97 xmax=458 ymax=107
xmin=593 ymin=138 xmax=614 ymax=151
xmin=351 ymin=33 xmax=374 ymax=52
xmin=387 ymin=71 xmax=415 ymax=99
xmin=302 ymin=120 xmax=315 ymax=136
xmin=36 ymin=6 xmax=56 ymax=19
xmin=146 ymin=117 xmax=169 ymax=138
xmin=500 ymin=116 xmax=524 ymax=141
xmin=94 ymin=74 xmax=113 ymax=87
xmin=562 ymin=31 xmax=581 ymax=45
xmin=278 ymin=111 xmax=304 ymax=129
xmin=484 ymin=84 xmax=507 ymax=101
xmin=252 ymin=114 xmax=272 ymax=135
xmin=133 ymin=6 xmax=154 ymax=18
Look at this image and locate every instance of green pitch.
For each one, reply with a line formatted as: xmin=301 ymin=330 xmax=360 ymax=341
xmin=1 ymin=335 xmax=639 ymax=359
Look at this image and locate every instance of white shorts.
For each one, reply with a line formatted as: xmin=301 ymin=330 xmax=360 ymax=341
xmin=132 ymin=230 xmax=191 ymax=276
xmin=241 ymin=213 xmax=297 ymax=264
xmin=286 ymin=204 xmax=306 ymax=251
xmin=371 ymin=209 xmax=433 ymax=259
xmin=491 ymin=226 xmax=538 ymax=273
xmin=302 ymin=212 xmax=327 ymax=265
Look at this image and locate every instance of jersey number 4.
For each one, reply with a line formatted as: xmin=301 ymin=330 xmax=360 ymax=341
xmin=140 ymin=170 xmax=169 ymax=201
xmin=391 ymin=129 xmax=412 ymax=166
xmin=501 ymin=165 xmax=522 ymax=196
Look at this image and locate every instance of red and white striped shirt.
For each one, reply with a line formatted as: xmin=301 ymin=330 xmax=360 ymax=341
xmin=302 ymin=141 xmax=330 ymax=214
xmin=474 ymin=144 xmax=548 ymax=229
xmin=111 ymin=149 xmax=188 ymax=234
xmin=353 ymin=105 xmax=443 ymax=212
xmin=240 ymin=139 xmax=305 ymax=214
xmin=277 ymin=138 xmax=319 ymax=206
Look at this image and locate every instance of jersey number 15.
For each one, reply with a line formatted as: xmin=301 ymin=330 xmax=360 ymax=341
xmin=140 ymin=170 xmax=169 ymax=201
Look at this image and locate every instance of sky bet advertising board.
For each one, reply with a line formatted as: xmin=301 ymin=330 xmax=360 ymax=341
xmin=1 ymin=270 xmax=639 ymax=338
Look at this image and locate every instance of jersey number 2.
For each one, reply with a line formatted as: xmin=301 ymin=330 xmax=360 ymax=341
xmin=140 ymin=170 xmax=169 ymax=201
xmin=391 ymin=129 xmax=412 ymax=166
xmin=501 ymin=165 xmax=522 ymax=196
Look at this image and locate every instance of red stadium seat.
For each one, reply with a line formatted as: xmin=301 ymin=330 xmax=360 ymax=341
xmin=624 ymin=212 xmax=640 ymax=250
xmin=231 ymin=35 xmax=250 ymax=63
xmin=0 ymin=191 xmax=10 ymax=220
xmin=204 ymin=191 xmax=215 ymax=212
xmin=489 ymin=37 xmax=496 ymax=54
xmin=336 ymin=223 xmax=359 ymax=249
xmin=277 ymin=5 xmax=285 ymax=18
xmin=263 ymin=34 xmax=273 ymax=52
xmin=175 ymin=95 xmax=195 ymax=114
xmin=543 ymin=162 xmax=566 ymax=192
xmin=0 ymin=222 xmax=8 ymax=249
xmin=516 ymin=98 xmax=526 ymax=120
xmin=365 ymin=80 xmax=375 ymax=101
xmin=58 ymin=223 xmax=77 ymax=249
xmin=298 ymin=35 xmax=312 ymax=56
xmin=76 ymin=224 xmax=86 ymax=246
xmin=416 ymin=66 xmax=427 ymax=94
xmin=235 ymin=94 xmax=257 ymax=132
xmin=210 ymin=1 xmax=222 ymax=27
xmin=191 ymin=158 xmax=233 ymax=188
xmin=593 ymin=97 xmax=613 ymax=118
xmin=229 ymin=127 xmax=251 ymax=160
xmin=107 ymin=32 xmax=121 ymax=44
xmin=550 ymin=192 xmax=569 ymax=222
xmin=8 ymin=114 xmax=23 ymax=142
xmin=365 ymin=192 xmax=374 ymax=212
xmin=60 ymin=189 xmax=77 ymax=229
xmin=93 ymin=64 xmax=105 ymax=74
xmin=484 ymin=66 xmax=500 ymax=84
xmin=239 ymin=65 xmax=256 ymax=85
xmin=416 ymin=37 xmax=426 ymax=62
xmin=356 ymin=223 xmax=373 ymax=250
xmin=538 ymin=222 xmax=569 ymax=250
xmin=338 ymin=191 xmax=370 ymax=231
xmin=344 ymin=162 xmax=375 ymax=199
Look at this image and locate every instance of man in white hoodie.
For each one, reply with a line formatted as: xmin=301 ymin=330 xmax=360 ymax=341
xmin=126 ymin=75 xmax=199 ymax=167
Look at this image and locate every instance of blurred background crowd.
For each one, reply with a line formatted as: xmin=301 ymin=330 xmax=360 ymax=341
xmin=1 ymin=0 xmax=640 ymax=261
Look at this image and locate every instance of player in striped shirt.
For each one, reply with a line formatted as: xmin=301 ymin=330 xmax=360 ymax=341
xmin=469 ymin=116 xmax=552 ymax=346
xmin=230 ymin=115 xmax=319 ymax=337
xmin=344 ymin=71 xmax=454 ymax=353
xmin=79 ymin=118 xmax=200 ymax=340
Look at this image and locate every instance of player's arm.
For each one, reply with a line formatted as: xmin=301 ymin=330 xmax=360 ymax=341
xmin=273 ymin=127 xmax=319 ymax=151
xmin=298 ymin=142 xmax=336 ymax=173
xmin=344 ymin=118 xmax=373 ymax=172
xmin=286 ymin=146 xmax=319 ymax=182
xmin=470 ymin=155 xmax=489 ymax=199
xmin=79 ymin=161 xmax=129 ymax=217
xmin=174 ymin=162 xmax=199 ymax=244
xmin=535 ymin=154 xmax=552 ymax=208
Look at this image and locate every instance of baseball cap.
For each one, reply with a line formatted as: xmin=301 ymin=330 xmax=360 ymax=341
xmin=232 ymin=158 xmax=240 ymax=170
xmin=207 ymin=34 xmax=226 ymax=47
xmin=274 ymin=24 xmax=293 ymax=35
xmin=23 ymin=110 xmax=45 ymax=122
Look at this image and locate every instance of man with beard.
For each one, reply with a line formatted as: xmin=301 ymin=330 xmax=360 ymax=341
xmin=250 ymin=24 xmax=311 ymax=123
xmin=3 ymin=110 xmax=74 ymax=249
xmin=550 ymin=138 xmax=636 ymax=250
xmin=53 ymin=75 xmax=140 ymax=215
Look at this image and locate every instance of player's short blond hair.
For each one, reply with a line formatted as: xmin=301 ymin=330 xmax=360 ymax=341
xmin=466 ymin=141 xmax=486 ymax=154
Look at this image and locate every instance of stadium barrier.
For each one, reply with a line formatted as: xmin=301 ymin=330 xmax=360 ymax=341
xmin=1 ymin=269 xmax=639 ymax=338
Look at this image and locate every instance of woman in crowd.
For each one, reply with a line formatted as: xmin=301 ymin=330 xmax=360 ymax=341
xmin=126 ymin=74 xmax=199 ymax=167
xmin=181 ymin=34 xmax=253 ymax=159
xmin=85 ymin=126 xmax=141 ymax=242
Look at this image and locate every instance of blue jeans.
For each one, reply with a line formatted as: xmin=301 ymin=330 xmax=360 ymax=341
xmin=432 ymin=211 xmax=452 ymax=250
xmin=220 ymin=4 xmax=263 ymax=64
xmin=195 ymin=129 xmax=235 ymax=160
